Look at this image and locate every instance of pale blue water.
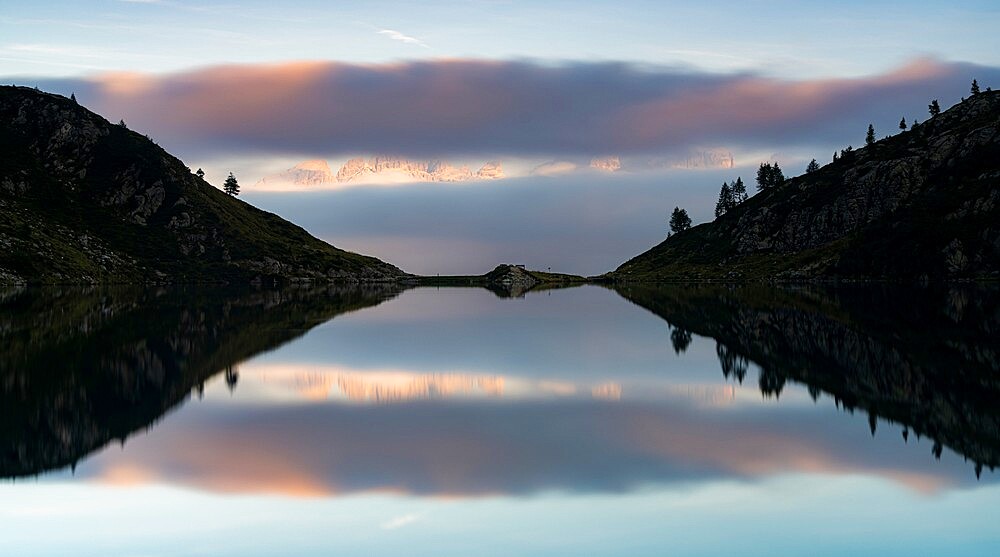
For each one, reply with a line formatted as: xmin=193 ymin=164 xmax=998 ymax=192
xmin=1 ymin=284 xmax=997 ymax=556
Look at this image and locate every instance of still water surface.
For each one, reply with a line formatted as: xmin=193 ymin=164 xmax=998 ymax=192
xmin=1 ymin=284 xmax=998 ymax=556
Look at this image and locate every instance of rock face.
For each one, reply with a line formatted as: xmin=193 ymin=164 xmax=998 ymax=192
xmin=590 ymin=156 xmax=622 ymax=172
xmin=476 ymin=161 xmax=505 ymax=179
xmin=332 ymin=156 xmax=498 ymax=184
xmin=0 ymin=86 xmax=406 ymax=284
xmin=616 ymin=92 xmax=1000 ymax=280
xmin=255 ymin=159 xmax=336 ymax=188
xmin=256 ymin=157 xmax=506 ymax=189
xmin=484 ymin=264 xmax=540 ymax=297
xmin=670 ymin=150 xmax=735 ymax=170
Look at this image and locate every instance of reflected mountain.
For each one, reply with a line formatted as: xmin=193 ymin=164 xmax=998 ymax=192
xmin=0 ymin=284 xmax=401 ymax=478
xmin=3 ymin=283 xmax=998 ymax=496
xmin=615 ymin=283 xmax=1000 ymax=475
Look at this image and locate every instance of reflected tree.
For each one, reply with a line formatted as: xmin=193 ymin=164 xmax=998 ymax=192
xmin=670 ymin=327 xmax=693 ymax=354
xmin=0 ymin=284 xmax=403 ymax=478
xmin=225 ymin=365 xmax=239 ymax=392
xmin=716 ymin=342 xmax=748 ymax=384
xmin=758 ymin=367 xmax=785 ymax=399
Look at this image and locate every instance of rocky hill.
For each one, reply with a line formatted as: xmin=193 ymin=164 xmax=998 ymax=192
xmin=0 ymin=87 xmax=405 ymax=284
xmin=615 ymin=92 xmax=1000 ymax=281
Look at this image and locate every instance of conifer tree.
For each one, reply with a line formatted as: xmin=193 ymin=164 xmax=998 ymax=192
xmin=70 ymin=92 xmax=77 ymax=104
xmin=756 ymin=163 xmax=784 ymax=191
xmin=772 ymin=162 xmax=785 ymax=186
xmin=866 ymin=124 xmax=876 ymax=145
xmin=929 ymin=99 xmax=941 ymax=116
xmin=715 ymin=182 xmax=733 ymax=218
xmin=223 ymin=172 xmax=240 ymax=197
xmin=806 ymin=159 xmax=820 ymax=173
xmin=731 ymin=177 xmax=748 ymax=203
xmin=195 ymin=168 xmax=205 ymax=179
xmin=971 ymin=79 xmax=980 ymax=95
xmin=756 ymin=163 xmax=771 ymax=191
xmin=669 ymin=207 xmax=692 ymax=234
xmin=899 ymin=117 xmax=907 ymax=131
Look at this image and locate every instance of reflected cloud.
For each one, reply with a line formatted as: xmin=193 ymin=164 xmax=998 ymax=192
xmin=381 ymin=513 xmax=424 ymax=530
xmin=75 ymin=397 xmax=967 ymax=499
xmin=617 ymin=283 xmax=1000 ymax=478
xmin=5 ymin=284 xmax=997 ymax=503
xmin=591 ymin=382 xmax=622 ymax=401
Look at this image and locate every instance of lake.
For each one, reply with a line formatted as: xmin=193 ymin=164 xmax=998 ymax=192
xmin=1 ymin=283 xmax=998 ymax=556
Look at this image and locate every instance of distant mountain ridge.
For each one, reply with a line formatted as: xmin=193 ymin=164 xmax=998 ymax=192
xmin=614 ymin=91 xmax=1000 ymax=281
xmin=256 ymin=156 xmax=504 ymax=188
xmin=0 ymin=87 xmax=406 ymax=284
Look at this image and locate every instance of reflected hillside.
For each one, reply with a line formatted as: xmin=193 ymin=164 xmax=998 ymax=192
xmin=615 ymin=283 xmax=1000 ymax=475
xmin=0 ymin=285 xmax=401 ymax=478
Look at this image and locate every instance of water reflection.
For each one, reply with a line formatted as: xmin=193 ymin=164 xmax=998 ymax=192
xmin=0 ymin=284 xmax=400 ymax=478
xmin=1 ymin=282 xmax=997 ymax=498
xmin=616 ymin=283 xmax=1000 ymax=476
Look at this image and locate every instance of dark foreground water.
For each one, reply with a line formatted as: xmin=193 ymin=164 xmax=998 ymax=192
xmin=1 ymin=283 xmax=998 ymax=556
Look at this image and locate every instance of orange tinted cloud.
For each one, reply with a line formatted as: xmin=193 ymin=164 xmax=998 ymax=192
xmin=81 ymin=399 xmax=967 ymax=498
xmin=48 ymin=57 xmax=997 ymax=159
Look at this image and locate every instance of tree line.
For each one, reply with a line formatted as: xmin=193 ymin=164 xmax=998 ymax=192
xmin=667 ymin=78 xmax=991 ymax=236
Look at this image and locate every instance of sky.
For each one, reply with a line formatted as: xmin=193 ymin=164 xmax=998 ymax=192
xmin=3 ymin=0 xmax=1000 ymax=273
xmin=3 ymin=1 xmax=999 ymax=78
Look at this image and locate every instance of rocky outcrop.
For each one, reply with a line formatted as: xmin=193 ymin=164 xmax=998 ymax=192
xmin=616 ymin=92 xmax=1000 ymax=280
xmin=0 ymin=87 xmax=406 ymax=284
xmin=670 ymin=149 xmax=735 ymax=170
xmin=255 ymin=159 xmax=336 ymax=188
xmin=484 ymin=264 xmax=540 ymax=297
xmin=247 ymin=157 xmax=509 ymax=185
xmin=328 ymin=156 xmax=498 ymax=184
xmin=589 ymin=156 xmax=622 ymax=172
xmin=476 ymin=161 xmax=504 ymax=179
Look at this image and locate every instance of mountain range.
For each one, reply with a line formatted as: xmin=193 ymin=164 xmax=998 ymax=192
xmin=255 ymin=157 xmax=504 ymax=188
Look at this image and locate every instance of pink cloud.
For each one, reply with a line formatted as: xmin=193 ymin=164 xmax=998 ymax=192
xmin=41 ymin=57 xmax=998 ymax=159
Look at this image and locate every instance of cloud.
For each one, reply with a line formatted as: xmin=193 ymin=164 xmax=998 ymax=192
xmin=377 ymin=29 xmax=429 ymax=48
xmin=76 ymin=395 xmax=969 ymax=498
xmin=530 ymin=161 xmax=577 ymax=176
xmin=20 ymin=57 xmax=1000 ymax=161
xmin=380 ymin=513 xmax=424 ymax=530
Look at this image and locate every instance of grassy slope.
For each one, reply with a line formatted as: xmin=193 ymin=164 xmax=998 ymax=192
xmin=0 ymin=87 xmax=404 ymax=283
xmin=614 ymin=92 xmax=1000 ymax=281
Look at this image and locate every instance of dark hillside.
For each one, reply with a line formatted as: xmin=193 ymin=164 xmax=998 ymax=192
xmin=0 ymin=86 xmax=405 ymax=284
xmin=615 ymin=91 xmax=1000 ymax=281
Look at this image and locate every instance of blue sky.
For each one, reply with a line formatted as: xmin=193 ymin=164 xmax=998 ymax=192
xmin=3 ymin=0 xmax=999 ymax=78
